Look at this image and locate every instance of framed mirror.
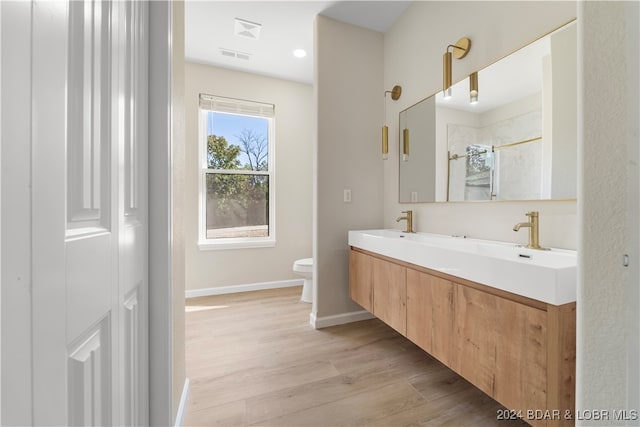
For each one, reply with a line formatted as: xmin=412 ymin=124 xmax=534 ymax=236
xmin=399 ymin=20 xmax=576 ymax=203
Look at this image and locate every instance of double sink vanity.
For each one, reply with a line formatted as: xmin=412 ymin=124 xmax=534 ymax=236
xmin=348 ymin=226 xmax=576 ymax=427
xmin=356 ymin=17 xmax=579 ymax=425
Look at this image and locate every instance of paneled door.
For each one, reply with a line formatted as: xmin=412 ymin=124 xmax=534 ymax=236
xmin=30 ymin=1 xmax=149 ymax=425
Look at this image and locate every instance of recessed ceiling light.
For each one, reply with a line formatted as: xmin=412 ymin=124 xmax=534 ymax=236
xmin=293 ymin=49 xmax=307 ymax=58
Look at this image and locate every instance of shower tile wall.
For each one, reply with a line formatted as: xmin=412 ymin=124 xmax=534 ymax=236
xmin=447 ymin=109 xmax=542 ymax=201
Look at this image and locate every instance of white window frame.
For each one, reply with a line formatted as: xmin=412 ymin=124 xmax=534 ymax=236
xmin=197 ymin=94 xmax=276 ymax=250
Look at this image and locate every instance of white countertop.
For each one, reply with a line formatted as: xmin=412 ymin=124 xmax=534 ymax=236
xmin=349 ymin=229 xmax=576 ymax=305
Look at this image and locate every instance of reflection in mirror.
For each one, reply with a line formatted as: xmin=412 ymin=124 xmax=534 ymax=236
xmin=399 ymin=97 xmax=436 ymax=202
xmin=398 ymin=20 xmax=576 ymax=203
xmin=448 ymin=144 xmax=493 ymax=201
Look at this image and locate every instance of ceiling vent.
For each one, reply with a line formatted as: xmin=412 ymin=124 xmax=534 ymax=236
xmin=234 ymin=18 xmax=262 ymax=40
xmin=219 ymin=48 xmax=252 ymax=61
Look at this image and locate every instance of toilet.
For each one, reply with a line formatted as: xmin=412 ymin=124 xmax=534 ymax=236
xmin=293 ymin=258 xmax=313 ymax=303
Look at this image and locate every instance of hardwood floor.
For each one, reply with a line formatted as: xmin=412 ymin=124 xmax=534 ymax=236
xmin=185 ymin=287 xmax=528 ymax=427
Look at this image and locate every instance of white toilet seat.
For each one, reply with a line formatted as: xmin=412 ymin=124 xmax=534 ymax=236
xmin=293 ymin=258 xmax=313 ymax=274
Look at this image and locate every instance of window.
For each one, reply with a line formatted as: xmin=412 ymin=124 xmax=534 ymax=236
xmin=198 ymin=94 xmax=275 ymax=249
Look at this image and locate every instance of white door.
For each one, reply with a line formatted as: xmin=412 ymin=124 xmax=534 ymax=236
xmin=29 ymin=1 xmax=149 ymax=425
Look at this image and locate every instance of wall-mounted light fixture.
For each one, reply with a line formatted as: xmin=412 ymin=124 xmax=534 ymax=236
xmin=383 ymin=85 xmax=402 ymax=160
xmin=443 ymin=37 xmax=471 ymax=99
xmin=469 ymin=71 xmax=479 ymax=104
xmin=402 ymin=128 xmax=410 ymax=162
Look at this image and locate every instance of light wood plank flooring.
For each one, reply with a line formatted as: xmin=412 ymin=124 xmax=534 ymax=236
xmin=185 ymin=287 xmax=528 ymax=427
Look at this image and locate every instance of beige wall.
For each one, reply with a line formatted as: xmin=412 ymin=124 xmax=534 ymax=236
xmin=184 ymin=63 xmax=313 ymax=291
xmin=578 ymin=1 xmax=640 ymax=421
xmin=314 ymin=16 xmax=384 ymax=320
xmin=383 ymin=1 xmax=577 ymax=250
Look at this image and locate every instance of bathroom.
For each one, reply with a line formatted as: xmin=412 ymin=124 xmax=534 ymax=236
xmin=182 ymin=0 xmax=639 ymax=425
xmin=1 ymin=0 xmax=637 ymax=425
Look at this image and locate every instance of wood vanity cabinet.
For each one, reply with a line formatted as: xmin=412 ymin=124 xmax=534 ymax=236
xmin=348 ymin=249 xmax=373 ymax=312
xmin=349 ymin=249 xmax=406 ymax=334
xmin=453 ymin=285 xmax=549 ymax=419
xmin=349 ymin=247 xmax=576 ymax=427
xmin=372 ymin=256 xmax=406 ymax=335
xmin=406 ymin=269 xmax=455 ymax=366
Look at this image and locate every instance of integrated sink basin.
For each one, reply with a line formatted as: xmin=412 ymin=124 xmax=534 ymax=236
xmin=348 ymin=229 xmax=576 ymax=305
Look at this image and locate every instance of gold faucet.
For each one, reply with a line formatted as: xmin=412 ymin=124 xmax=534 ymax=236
xmin=396 ymin=210 xmax=414 ymax=233
xmin=513 ymin=211 xmax=544 ymax=250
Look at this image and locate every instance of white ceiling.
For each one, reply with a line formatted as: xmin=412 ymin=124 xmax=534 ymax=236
xmin=184 ymin=1 xmax=412 ymax=84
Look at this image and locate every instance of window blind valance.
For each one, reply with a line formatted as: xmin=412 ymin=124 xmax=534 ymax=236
xmin=199 ymin=94 xmax=275 ymax=118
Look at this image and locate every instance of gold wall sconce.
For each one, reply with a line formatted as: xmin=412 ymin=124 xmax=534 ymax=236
xmin=402 ymin=128 xmax=410 ymax=162
xmin=469 ymin=71 xmax=479 ymax=104
xmin=383 ymin=85 xmax=402 ymax=160
xmin=443 ymin=37 xmax=471 ymax=99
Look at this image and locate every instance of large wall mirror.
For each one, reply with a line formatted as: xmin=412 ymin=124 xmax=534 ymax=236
xmin=399 ymin=20 xmax=576 ymax=203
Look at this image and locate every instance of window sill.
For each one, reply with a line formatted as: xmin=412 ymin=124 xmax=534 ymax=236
xmin=198 ymin=237 xmax=276 ymax=251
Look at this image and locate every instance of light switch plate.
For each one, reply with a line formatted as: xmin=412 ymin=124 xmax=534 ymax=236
xmin=344 ymin=189 xmax=352 ymax=203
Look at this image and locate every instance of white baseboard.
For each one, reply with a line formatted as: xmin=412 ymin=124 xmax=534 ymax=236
xmin=174 ymin=377 xmax=190 ymax=427
xmin=310 ymin=310 xmax=375 ymax=329
xmin=185 ymin=279 xmax=303 ymax=299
